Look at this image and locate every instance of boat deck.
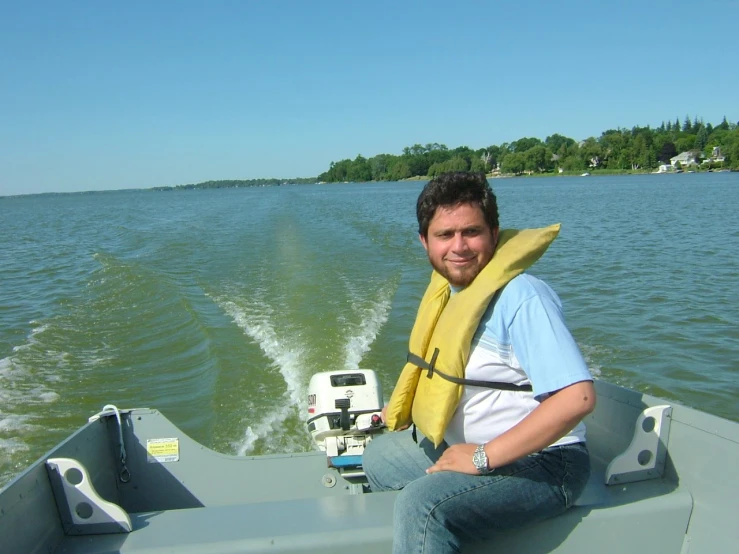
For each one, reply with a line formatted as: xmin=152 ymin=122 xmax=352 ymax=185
xmin=53 ymin=466 xmax=692 ymax=554
xmin=4 ymin=380 xmax=738 ymax=553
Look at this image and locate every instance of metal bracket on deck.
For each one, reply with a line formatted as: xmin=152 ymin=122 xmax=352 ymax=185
xmin=46 ymin=457 xmax=132 ymax=535
xmin=605 ymin=405 xmax=672 ymax=485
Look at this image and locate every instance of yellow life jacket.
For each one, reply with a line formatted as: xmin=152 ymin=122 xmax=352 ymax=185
xmin=384 ymin=224 xmax=561 ymax=447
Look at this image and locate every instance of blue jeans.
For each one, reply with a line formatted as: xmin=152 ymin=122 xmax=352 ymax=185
xmin=363 ymin=429 xmax=590 ymax=554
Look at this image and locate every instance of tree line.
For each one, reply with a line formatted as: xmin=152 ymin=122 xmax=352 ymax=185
xmin=151 ymin=177 xmax=316 ymax=191
xmin=317 ymin=116 xmax=739 ymax=182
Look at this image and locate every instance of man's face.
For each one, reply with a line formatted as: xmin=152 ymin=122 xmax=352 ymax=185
xmin=419 ymin=202 xmax=498 ymax=288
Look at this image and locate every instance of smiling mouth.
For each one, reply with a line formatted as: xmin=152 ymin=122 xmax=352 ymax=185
xmin=447 ymin=258 xmax=474 ymax=266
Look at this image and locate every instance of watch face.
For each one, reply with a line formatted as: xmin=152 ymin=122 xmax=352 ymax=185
xmin=473 ymin=446 xmax=487 ymax=472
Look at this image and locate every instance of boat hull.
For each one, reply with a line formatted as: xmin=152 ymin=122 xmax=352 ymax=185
xmin=1 ymin=380 xmax=737 ymax=553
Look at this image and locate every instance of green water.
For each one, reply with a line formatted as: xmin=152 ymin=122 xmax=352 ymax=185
xmin=1 ymin=174 xmax=738 ymax=487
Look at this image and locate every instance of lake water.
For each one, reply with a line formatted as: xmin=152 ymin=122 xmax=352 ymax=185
xmin=1 ymin=173 xmax=738 ymax=487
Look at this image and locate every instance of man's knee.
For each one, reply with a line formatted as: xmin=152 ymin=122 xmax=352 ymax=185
xmin=394 ymin=480 xmax=460 ymax=551
xmin=362 ymin=433 xmax=391 ymax=490
xmin=395 ymin=482 xmax=423 ymax=515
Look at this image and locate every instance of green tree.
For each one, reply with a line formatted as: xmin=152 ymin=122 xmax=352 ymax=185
xmin=545 ymin=133 xmax=575 ymax=153
xmin=628 ymin=134 xmax=648 ymax=169
xmin=721 ymin=127 xmax=739 ymax=166
xmin=446 ymin=157 xmax=470 ymax=172
xmin=695 ymin=126 xmax=709 ymax=152
xmin=600 ymin=131 xmax=628 ymax=169
xmin=347 ymin=155 xmax=372 ymax=182
xmin=523 ymin=145 xmax=553 ymax=173
xmin=726 ymin=142 xmax=739 ymax=167
xmin=579 ymin=138 xmax=603 ymax=169
xmin=408 ymin=144 xmax=425 ymax=157
xmin=500 ymin=152 xmax=526 ymax=175
xmin=675 ymin=135 xmax=696 ymax=153
xmin=319 ymin=159 xmax=353 ymax=182
xmin=428 ymin=157 xmax=470 ymax=177
xmin=511 ymin=137 xmax=542 ymax=153
xmin=388 ymin=161 xmax=411 ymax=181
xmin=369 ymin=154 xmax=395 ymax=180
xmin=470 ymin=157 xmax=487 ymax=173
xmin=658 ymin=141 xmax=677 ymax=163
xmin=406 ymin=155 xmax=430 ymax=177
xmin=450 ymin=146 xmax=475 ymax=164
xmin=646 ymin=149 xmax=657 ymax=170
xmin=482 ymin=145 xmax=503 ymax=169
xmin=427 ymin=162 xmax=443 ymax=177
xmin=554 ymin=141 xmax=580 ymax=169
xmin=425 ymin=149 xmax=452 ymax=169
xmin=561 ymin=151 xmax=586 ymax=171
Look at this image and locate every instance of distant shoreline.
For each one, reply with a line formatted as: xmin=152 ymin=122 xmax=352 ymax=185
xmin=2 ymin=169 xmax=736 ymax=200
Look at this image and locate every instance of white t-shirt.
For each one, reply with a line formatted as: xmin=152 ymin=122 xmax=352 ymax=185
xmin=444 ymin=273 xmax=592 ymax=447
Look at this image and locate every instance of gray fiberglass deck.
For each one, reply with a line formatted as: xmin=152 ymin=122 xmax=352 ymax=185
xmin=2 ymin=380 xmax=737 ymax=553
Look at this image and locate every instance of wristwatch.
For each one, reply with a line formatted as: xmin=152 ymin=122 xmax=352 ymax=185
xmin=473 ymin=444 xmax=493 ymax=474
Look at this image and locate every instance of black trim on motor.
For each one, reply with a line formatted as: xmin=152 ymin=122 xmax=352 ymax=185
xmin=306 ymin=408 xmax=383 ymax=426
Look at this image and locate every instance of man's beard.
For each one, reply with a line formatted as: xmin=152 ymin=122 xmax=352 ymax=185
xmin=428 ymin=256 xmax=481 ymax=288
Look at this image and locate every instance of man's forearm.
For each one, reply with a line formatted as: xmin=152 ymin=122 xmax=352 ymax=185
xmin=483 ymin=380 xmax=595 ymax=469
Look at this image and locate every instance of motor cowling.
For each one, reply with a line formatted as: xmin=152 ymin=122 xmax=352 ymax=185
xmin=306 ymin=370 xmax=384 ymax=471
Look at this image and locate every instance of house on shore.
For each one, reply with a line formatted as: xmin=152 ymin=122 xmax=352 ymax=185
xmin=670 ymin=151 xmax=702 ymax=167
xmin=702 ymin=146 xmax=725 ymax=164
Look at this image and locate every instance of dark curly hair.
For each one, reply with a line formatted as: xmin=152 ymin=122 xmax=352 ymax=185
xmin=416 ymin=172 xmax=499 ymax=237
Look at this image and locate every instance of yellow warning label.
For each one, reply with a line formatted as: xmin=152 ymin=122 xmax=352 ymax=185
xmin=146 ymin=438 xmax=180 ymax=463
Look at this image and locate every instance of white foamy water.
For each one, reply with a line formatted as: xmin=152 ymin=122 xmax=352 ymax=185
xmin=216 ymin=295 xmax=311 ymax=455
xmin=0 ymin=413 xmax=37 ymax=434
xmin=578 ymin=344 xmax=605 ymax=379
xmin=343 ymin=286 xmax=395 ymax=370
xmin=219 ymin=297 xmax=307 ymax=407
xmin=0 ymin=323 xmax=66 ymax=408
xmin=10 ymin=322 xmax=49 ymax=353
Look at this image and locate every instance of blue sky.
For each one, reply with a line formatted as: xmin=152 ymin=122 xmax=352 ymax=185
xmin=1 ymin=0 xmax=737 ymax=196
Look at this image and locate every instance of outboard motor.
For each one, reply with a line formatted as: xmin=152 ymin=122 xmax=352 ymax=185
xmin=307 ymin=370 xmax=385 ymax=475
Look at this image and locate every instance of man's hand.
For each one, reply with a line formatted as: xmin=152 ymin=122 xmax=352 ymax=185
xmin=426 ymin=443 xmax=478 ymax=475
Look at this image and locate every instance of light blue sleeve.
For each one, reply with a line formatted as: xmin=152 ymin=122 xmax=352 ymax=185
xmin=507 ymin=282 xmax=592 ymax=400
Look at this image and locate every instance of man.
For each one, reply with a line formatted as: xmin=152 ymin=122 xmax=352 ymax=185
xmin=363 ymin=171 xmax=594 ymax=553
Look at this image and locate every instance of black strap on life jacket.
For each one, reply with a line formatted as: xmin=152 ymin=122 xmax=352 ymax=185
xmin=407 ymin=349 xmax=533 ymax=392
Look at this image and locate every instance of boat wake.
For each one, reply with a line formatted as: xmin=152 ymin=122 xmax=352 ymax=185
xmin=0 ymin=322 xmax=65 ymax=486
xmin=216 ymin=296 xmax=309 ymax=455
xmin=341 ymin=278 xmax=394 ymax=370
xmin=213 ymin=279 xmax=396 ymax=457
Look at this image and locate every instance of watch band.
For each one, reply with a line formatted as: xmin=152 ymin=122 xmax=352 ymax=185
xmin=473 ymin=444 xmax=493 ymax=474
